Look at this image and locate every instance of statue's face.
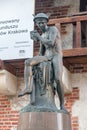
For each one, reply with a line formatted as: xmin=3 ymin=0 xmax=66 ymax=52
xmin=35 ymin=18 xmax=47 ymax=32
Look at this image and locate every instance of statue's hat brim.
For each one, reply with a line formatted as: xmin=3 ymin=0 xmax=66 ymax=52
xmin=33 ymin=13 xmax=49 ymax=22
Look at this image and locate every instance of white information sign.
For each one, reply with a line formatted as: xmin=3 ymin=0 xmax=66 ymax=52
xmin=0 ymin=0 xmax=34 ymax=60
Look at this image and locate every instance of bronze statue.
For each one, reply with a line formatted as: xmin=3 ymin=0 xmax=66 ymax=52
xmin=19 ymin=13 xmax=68 ymax=113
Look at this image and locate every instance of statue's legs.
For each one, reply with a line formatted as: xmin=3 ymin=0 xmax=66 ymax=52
xmin=24 ymin=64 xmax=33 ymax=93
xmin=52 ymin=54 xmax=68 ymax=113
xmin=18 ymin=62 xmax=33 ymax=96
xmin=39 ymin=62 xmax=47 ymax=95
xmin=18 ymin=56 xmax=48 ymax=97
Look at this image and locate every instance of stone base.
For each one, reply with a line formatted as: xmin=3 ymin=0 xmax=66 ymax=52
xmin=17 ymin=112 xmax=72 ymax=130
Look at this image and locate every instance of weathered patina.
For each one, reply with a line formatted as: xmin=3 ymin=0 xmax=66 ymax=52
xmin=18 ymin=13 xmax=68 ymax=114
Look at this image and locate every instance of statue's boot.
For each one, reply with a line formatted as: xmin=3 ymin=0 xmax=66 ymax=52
xmin=18 ymin=87 xmax=32 ymax=97
xmin=60 ymin=104 xmax=69 ymax=114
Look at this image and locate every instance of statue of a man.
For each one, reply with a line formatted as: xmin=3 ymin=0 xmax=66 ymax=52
xmin=19 ymin=13 xmax=67 ymax=113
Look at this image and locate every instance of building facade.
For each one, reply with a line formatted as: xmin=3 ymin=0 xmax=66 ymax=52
xmin=0 ymin=0 xmax=87 ymax=130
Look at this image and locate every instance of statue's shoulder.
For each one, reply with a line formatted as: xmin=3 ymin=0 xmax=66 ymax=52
xmin=50 ymin=26 xmax=58 ymax=30
xmin=49 ymin=26 xmax=59 ymax=33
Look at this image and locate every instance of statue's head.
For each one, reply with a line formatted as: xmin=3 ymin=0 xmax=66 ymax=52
xmin=33 ymin=13 xmax=50 ymax=23
xmin=33 ymin=13 xmax=51 ymax=32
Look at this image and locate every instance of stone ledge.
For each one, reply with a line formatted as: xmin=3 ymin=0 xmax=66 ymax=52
xmin=0 ymin=66 xmax=72 ymax=96
xmin=0 ymin=69 xmax=17 ymax=95
xmin=62 ymin=66 xmax=72 ymax=93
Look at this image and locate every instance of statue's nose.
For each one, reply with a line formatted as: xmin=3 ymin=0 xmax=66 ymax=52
xmin=39 ymin=23 xmax=44 ymax=26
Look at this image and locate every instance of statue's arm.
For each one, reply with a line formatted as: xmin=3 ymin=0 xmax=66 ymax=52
xmin=37 ymin=27 xmax=58 ymax=47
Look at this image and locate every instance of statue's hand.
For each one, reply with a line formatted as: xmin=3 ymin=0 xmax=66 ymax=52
xmin=47 ymin=56 xmax=52 ymax=61
xmin=30 ymin=30 xmax=40 ymax=41
xmin=25 ymin=59 xmax=31 ymax=65
xmin=33 ymin=32 xmax=40 ymax=40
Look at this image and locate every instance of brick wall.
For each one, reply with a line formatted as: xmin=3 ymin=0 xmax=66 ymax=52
xmin=65 ymin=87 xmax=79 ymax=130
xmin=0 ymin=95 xmax=19 ymax=130
xmin=69 ymin=63 xmax=87 ymax=73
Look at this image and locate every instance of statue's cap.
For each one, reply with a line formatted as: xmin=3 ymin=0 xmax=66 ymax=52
xmin=33 ymin=13 xmax=50 ymax=22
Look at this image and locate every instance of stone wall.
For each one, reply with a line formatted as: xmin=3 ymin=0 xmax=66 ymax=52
xmin=72 ymin=73 xmax=87 ymax=130
xmin=0 ymin=77 xmax=29 ymax=130
xmin=54 ymin=0 xmax=80 ymax=50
